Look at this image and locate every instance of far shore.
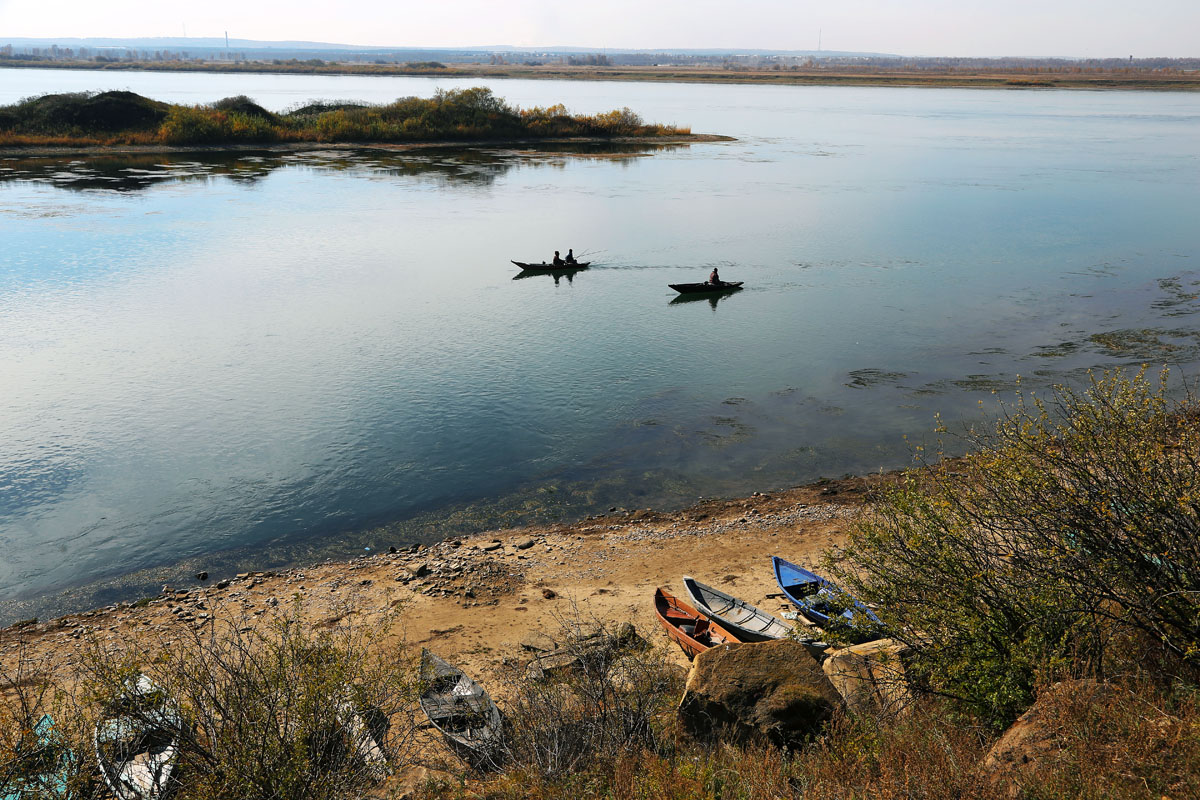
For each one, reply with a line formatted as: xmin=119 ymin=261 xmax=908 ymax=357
xmin=4 ymin=60 xmax=1200 ymax=91
xmin=0 ymin=133 xmax=732 ymax=158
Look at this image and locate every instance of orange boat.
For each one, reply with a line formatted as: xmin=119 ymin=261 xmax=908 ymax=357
xmin=653 ymin=587 xmax=743 ymax=659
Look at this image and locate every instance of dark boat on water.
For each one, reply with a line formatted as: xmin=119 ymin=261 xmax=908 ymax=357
xmin=653 ymin=587 xmax=743 ymax=660
xmin=511 ymin=260 xmax=590 ymax=271
xmin=669 ymin=281 xmax=744 ymax=295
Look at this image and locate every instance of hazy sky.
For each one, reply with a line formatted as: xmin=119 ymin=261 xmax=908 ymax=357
xmin=0 ymin=0 xmax=1195 ymax=57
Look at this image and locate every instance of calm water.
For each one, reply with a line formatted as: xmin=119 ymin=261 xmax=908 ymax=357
xmin=3 ymin=69 xmax=1200 ymax=622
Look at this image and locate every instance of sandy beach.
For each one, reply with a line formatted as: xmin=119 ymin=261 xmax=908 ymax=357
xmin=0 ymin=472 xmax=886 ymax=687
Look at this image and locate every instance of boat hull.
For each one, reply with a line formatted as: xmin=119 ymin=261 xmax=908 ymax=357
xmin=653 ymin=587 xmax=742 ymax=660
xmin=669 ymin=281 xmax=743 ymax=294
xmin=511 ymin=260 xmax=590 ymax=271
xmin=772 ymin=556 xmax=882 ymax=632
xmin=94 ymin=676 xmax=181 ymax=800
xmin=682 ymin=576 xmax=792 ymax=642
xmin=418 ymin=650 xmax=503 ymax=769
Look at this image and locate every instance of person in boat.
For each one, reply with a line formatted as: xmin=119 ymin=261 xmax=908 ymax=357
xmin=708 ymin=267 xmax=722 ymax=286
xmin=565 ymin=248 xmax=576 ymax=265
xmin=553 ymin=250 xmax=564 ymax=266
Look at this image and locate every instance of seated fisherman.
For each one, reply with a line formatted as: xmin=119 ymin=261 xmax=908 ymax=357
xmin=709 ymin=267 xmax=721 ymax=285
xmin=553 ymin=250 xmax=564 ymax=266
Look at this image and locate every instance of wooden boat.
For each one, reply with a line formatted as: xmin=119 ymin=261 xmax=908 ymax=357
xmin=418 ymin=650 xmax=503 ymax=768
xmin=511 ymin=260 xmax=590 ymax=271
xmin=653 ymin=587 xmax=742 ymax=659
xmin=682 ymin=576 xmax=792 ymax=642
xmin=668 ymin=281 xmax=744 ymax=295
xmin=772 ymin=556 xmax=882 ymax=631
xmin=93 ymin=675 xmax=182 ymax=800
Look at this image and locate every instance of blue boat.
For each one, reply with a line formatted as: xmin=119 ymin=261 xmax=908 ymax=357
xmin=2 ymin=714 xmax=74 ymax=800
xmin=771 ymin=556 xmax=882 ymax=633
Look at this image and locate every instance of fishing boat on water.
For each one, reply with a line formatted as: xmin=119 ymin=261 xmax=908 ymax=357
xmin=653 ymin=587 xmax=742 ymax=659
xmin=510 ymin=260 xmax=590 ymax=271
xmin=418 ymin=650 xmax=503 ymax=769
xmin=668 ymin=281 xmax=744 ymax=295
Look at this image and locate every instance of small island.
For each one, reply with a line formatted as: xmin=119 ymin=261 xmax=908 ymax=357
xmin=0 ymin=87 xmax=710 ymax=152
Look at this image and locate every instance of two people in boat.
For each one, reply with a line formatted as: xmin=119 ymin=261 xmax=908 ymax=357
xmin=552 ymin=249 xmax=578 ymax=267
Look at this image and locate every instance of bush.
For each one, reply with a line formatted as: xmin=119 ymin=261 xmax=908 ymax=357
xmin=828 ymin=368 xmax=1200 ymax=724
xmin=158 ymin=106 xmax=231 ymax=144
xmin=77 ymin=604 xmax=418 ymax=800
xmin=0 ymin=643 xmax=97 ymax=799
xmin=3 ymin=91 xmax=168 ymax=135
xmin=498 ymin=614 xmax=682 ymax=778
xmin=1003 ymin=678 xmax=1200 ymax=799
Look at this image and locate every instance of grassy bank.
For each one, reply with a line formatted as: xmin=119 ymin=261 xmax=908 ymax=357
xmin=4 ymin=59 xmax=1200 ymax=91
xmin=0 ymin=87 xmax=690 ymax=148
xmin=4 ymin=610 xmax=1196 ymax=800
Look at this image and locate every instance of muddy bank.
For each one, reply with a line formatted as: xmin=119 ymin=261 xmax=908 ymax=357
xmin=0 ymin=472 xmax=891 ymax=686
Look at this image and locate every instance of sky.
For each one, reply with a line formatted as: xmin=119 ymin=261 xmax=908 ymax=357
xmin=0 ymin=0 xmax=1196 ymax=58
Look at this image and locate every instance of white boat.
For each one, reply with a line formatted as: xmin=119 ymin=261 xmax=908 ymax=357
xmin=682 ymin=575 xmax=793 ymax=642
xmin=93 ymin=676 xmax=181 ymax=800
xmin=334 ymin=696 xmax=389 ymax=780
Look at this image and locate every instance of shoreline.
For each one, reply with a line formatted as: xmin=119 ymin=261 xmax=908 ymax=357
xmin=0 ymin=133 xmax=732 ymax=158
xmin=0 ymin=470 xmax=893 ymax=686
xmin=4 ymin=61 xmax=1200 ymax=92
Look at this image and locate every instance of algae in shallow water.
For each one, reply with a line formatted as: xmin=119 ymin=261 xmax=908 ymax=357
xmin=1089 ymin=329 xmax=1182 ymax=358
xmin=845 ymin=368 xmax=908 ymax=389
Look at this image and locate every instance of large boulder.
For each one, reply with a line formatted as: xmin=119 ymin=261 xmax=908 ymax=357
xmin=677 ymin=639 xmax=841 ymax=748
xmin=977 ymin=679 xmax=1120 ymax=798
xmin=821 ymin=638 xmax=912 ymax=717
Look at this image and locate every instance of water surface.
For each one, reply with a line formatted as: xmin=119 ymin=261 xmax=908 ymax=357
xmin=2 ymin=68 xmax=1199 ymax=622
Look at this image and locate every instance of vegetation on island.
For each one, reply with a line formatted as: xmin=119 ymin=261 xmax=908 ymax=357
xmin=0 ymin=87 xmax=690 ymax=148
xmin=3 ymin=368 xmax=1199 ymax=799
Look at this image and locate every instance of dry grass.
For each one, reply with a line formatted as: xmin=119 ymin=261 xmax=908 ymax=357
xmin=415 ymin=680 xmax=1200 ymax=800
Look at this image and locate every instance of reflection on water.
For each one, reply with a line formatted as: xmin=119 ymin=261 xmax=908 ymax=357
xmin=512 ymin=268 xmax=586 ymax=285
xmin=0 ymin=141 xmax=688 ymax=193
xmin=669 ymin=289 xmax=743 ymax=308
xmin=2 ymin=78 xmax=1199 ymax=626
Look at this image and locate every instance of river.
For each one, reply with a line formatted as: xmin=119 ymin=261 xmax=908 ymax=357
xmin=2 ymin=67 xmax=1199 ymax=623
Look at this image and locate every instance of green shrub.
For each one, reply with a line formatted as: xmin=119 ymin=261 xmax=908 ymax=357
xmin=499 ymin=616 xmax=682 ymax=779
xmin=0 ymin=643 xmax=97 ymax=799
xmin=828 ymin=368 xmax=1200 ymax=724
